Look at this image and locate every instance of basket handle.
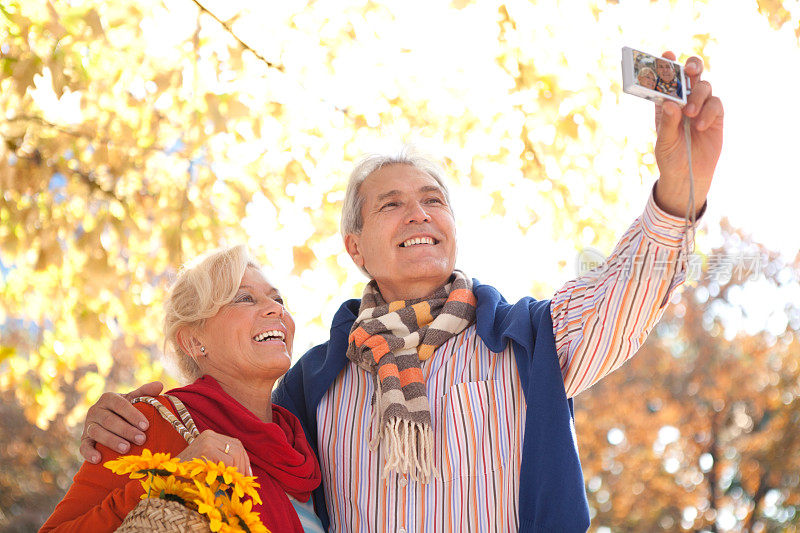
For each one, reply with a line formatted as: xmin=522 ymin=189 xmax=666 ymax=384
xmin=132 ymin=395 xmax=200 ymax=444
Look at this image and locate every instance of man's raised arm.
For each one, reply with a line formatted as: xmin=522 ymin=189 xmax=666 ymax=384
xmin=550 ymin=52 xmax=723 ymax=397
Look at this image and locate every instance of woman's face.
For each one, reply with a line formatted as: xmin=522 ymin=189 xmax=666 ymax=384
xmin=638 ymin=70 xmax=656 ymax=90
xmin=196 ymin=266 xmax=295 ymax=384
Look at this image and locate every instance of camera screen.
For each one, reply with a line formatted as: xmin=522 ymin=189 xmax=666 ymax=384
xmin=632 ymin=50 xmax=683 ymax=99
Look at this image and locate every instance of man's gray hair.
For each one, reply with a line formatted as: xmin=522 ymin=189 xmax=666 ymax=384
xmin=340 ymin=146 xmax=453 ymax=238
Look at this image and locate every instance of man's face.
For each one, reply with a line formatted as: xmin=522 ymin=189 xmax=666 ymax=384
xmin=656 ymin=60 xmax=675 ymax=82
xmin=344 ymin=164 xmax=457 ymax=302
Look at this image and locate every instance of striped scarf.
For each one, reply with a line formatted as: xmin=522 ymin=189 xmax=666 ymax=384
xmin=346 ymin=271 xmax=477 ymax=483
xmin=656 ymin=76 xmax=679 ymax=96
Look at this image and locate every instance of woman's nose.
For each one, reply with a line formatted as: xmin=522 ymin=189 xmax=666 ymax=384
xmin=260 ymin=299 xmax=284 ymax=317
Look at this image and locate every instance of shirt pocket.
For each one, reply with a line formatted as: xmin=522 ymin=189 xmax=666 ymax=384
xmin=437 ymin=380 xmax=512 ymax=482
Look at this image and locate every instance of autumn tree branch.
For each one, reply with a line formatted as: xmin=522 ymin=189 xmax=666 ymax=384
xmin=188 ymin=0 xmax=285 ymax=72
xmin=14 ymin=149 xmax=132 ymax=217
xmin=5 ymin=115 xmax=170 ymax=154
xmin=185 ymin=0 xmax=357 ymax=119
xmin=744 ymin=470 xmax=770 ymax=532
xmin=706 ymin=412 xmax=720 ymax=533
xmin=7 ymin=115 xmax=91 ymax=140
xmin=67 ymin=165 xmax=127 ymax=209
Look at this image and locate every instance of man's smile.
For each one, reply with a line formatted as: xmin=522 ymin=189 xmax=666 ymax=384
xmin=399 ymin=236 xmax=439 ymax=247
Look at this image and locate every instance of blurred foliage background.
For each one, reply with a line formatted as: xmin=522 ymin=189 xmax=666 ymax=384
xmin=1 ymin=0 xmax=798 ymax=530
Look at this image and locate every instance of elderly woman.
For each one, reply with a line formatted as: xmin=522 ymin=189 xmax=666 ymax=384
xmin=637 ymin=66 xmax=657 ymax=90
xmin=40 ymin=245 xmax=322 ymax=532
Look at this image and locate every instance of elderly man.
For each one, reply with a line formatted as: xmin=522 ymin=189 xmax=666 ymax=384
xmin=78 ymin=52 xmax=723 ymax=532
xmin=655 ymin=57 xmax=683 ymax=98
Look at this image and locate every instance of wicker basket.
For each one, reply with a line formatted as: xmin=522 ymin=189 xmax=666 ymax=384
xmin=116 ymin=498 xmax=211 ymax=532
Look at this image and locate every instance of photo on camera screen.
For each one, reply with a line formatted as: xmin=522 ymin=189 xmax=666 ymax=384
xmin=621 ymin=47 xmax=688 ymax=106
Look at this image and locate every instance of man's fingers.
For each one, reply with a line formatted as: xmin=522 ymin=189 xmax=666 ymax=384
xmin=694 ymin=96 xmax=724 ymax=131
xmin=97 ymin=392 xmax=150 ymax=432
xmin=685 ymin=80 xmax=712 ymax=118
xmin=79 ymin=437 xmax=101 ymax=464
xmin=79 ymin=388 xmax=154 ymax=463
xmin=91 ymin=409 xmax=147 ymax=451
xmin=661 ymin=51 xmax=703 ymax=103
xmin=684 ymin=56 xmax=704 ymax=92
xmin=123 ymin=381 xmax=163 ymax=403
xmin=657 ymin=100 xmax=683 ymax=144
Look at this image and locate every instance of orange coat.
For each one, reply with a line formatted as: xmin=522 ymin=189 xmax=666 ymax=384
xmin=39 ymin=397 xmax=189 ymax=532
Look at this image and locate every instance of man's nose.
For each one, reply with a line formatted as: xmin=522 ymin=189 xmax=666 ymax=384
xmin=404 ymin=201 xmax=431 ymax=224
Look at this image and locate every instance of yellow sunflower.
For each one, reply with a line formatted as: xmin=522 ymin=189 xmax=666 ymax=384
xmin=185 ymin=458 xmax=244 ymax=489
xmin=218 ymin=523 xmax=240 ymax=533
xmin=196 ymin=497 xmax=224 ymax=532
xmin=104 ymin=449 xmax=180 ymax=479
xmin=230 ymin=475 xmax=261 ymax=505
xmin=190 ymin=481 xmax=220 ymax=507
xmin=106 ymin=450 xmax=265 ymax=531
xmin=140 ymin=474 xmax=198 ymax=502
xmin=228 ymin=493 xmax=269 ymax=533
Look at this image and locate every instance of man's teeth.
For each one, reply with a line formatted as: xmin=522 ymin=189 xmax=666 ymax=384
xmin=253 ymin=330 xmax=285 ymax=342
xmin=401 ymin=237 xmax=435 ymax=247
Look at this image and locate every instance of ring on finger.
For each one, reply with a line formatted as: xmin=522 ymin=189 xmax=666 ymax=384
xmin=82 ymin=422 xmax=96 ymax=440
xmin=224 ymin=442 xmax=230 ymax=454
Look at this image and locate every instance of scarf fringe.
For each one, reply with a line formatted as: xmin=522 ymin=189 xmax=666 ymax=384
xmin=368 ymin=380 xmax=437 ymax=483
xmin=371 ymin=417 xmax=436 ymax=484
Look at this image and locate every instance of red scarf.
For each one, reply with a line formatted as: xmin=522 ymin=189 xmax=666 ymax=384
xmin=168 ymin=375 xmax=320 ymax=533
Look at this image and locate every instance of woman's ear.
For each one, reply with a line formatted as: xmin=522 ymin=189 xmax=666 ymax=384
xmin=176 ymin=327 xmax=203 ymax=360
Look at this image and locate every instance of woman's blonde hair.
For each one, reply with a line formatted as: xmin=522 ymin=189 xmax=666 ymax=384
xmin=163 ymin=244 xmax=260 ymax=381
xmin=638 ymin=66 xmax=656 ymax=80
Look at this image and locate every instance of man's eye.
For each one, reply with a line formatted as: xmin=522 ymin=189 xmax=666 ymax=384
xmin=425 ymin=197 xmax=443 ymax=204
xmin=274 ymin=297 xmax=285 ymax=306
xmin=380 ymin=202 xmax=399 ymax=210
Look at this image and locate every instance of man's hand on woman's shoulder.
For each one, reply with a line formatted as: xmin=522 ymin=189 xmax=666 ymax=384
xmin=79 ymin=381 xmax=164 ymax=464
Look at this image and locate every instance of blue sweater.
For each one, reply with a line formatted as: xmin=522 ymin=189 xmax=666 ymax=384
xmin=273 ymin=280 xmax=591 ymax=532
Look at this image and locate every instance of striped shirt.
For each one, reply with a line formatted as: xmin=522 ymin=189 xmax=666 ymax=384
xmin=317 ymin=192 xmax=692 ymax=532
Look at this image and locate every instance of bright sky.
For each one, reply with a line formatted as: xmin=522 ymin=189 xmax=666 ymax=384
xmin=459 ymin=0 xmax=800 ymax=297
xmin=35 ymin=0 xmax=800 ymax=354
xmin=459 ymin=0 xmax=800 ymax=343
xmin=614 ymin=0 xmax=800 ymax=260
xmin=255 ymin=0 xmax=800 ymax=352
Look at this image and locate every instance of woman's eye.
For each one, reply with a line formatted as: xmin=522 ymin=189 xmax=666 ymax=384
xmin=425 ymin=197 xmax=443 ymax=204
xmin=235 ymin=294 xmax=254 ymax=303
xmin=380 ymin=202 xmax=399 ymax=210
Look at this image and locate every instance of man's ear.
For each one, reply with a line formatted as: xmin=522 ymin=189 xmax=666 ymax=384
xmin=343 ymin=233 xmax=365 ymax=269
xmin=176 ymin=327 xmax=203 ymax=360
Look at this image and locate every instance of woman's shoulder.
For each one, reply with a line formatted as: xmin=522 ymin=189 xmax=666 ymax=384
xmin=131 ymin=394 xmax=181 ymax=418
xmin=95 ymin=395 xmax=187 ymax=457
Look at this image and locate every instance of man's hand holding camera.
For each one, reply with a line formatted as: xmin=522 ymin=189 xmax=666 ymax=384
xmin=654 ymin=51 xmax=724 ymax=218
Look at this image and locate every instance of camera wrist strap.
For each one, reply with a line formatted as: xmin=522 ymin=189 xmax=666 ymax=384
xmin=682 ymin=114 xmax=696 ymax=259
